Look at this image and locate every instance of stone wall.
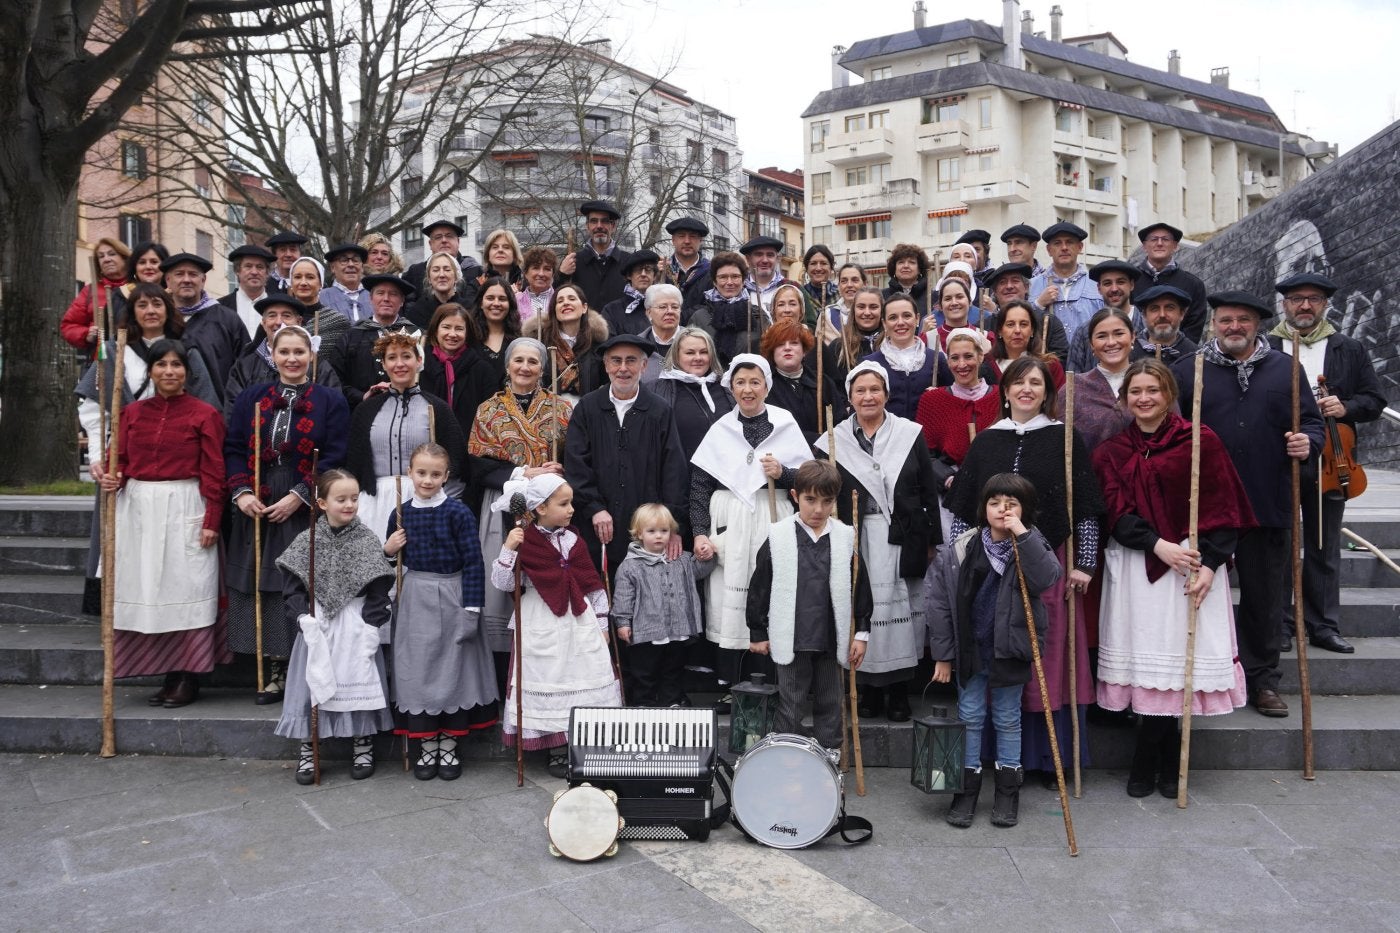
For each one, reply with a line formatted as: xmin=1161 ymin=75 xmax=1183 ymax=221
xmin=1175 ymin=120 xmax=1400 ymax=469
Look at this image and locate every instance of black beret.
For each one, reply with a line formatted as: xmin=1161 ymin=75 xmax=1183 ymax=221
xmin=1136 ymin=284 xmax=1191 ymax=306
xmin=1042 ymin=221 xmax=1088 ymax=242
xmin=1089 ymin=259 xmax=1140 ymax=282
xmin=1137 ymin=222 xmax=1184 ymax=243
xmin=362 ymin=274 xmax=415 ymax=298
xmin=253 ymin=294 xmax=309 ymax=317
xmin=999 ymin=223 xmax=1040 ymax=243
xmin=597 ymin=332 xmax=655 ymax=354
xmin=954 ymin=229 xmax=991 ymax=246
xmin=159 ymin=252 xmax=213 ymax=273
xmin=665 ymin=216 xmax=709 ymax=236
xmin=1275 ymin=272 xmax=1337 ymax=297
xmin=228 ymin=244 xmax=275 ymax=263
xmin=579 ymin=200 xmax=622 ymax=220
xmin=324 ymin=242 xmax=369 ymax=263
xmin=739 ymin=235 xmax=784 ymax=255
xmin=620 ymin=250 xmax=661 ymax=276
xmin=420 ymin=219 xmax=465 ymax=237
xmin=265 ymin=230 xmax=308 ymax=247
xmin=984 ymin=262 xmax=1033 ymax=287
xmin=1208 ymin=290 xmax=1274 ymax=321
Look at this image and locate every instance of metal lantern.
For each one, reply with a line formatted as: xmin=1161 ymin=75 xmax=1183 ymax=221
xmin=728 ymin=671 xmax=779 ymax=755
xmin=910 ymin=706 xmax=966 ymax=794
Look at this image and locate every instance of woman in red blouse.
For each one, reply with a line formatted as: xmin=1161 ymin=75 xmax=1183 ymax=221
xmin=98 ymin=339 xmax=228 ymax=708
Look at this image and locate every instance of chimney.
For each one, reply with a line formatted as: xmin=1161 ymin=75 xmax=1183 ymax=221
xmin=1004 ymin=0 xmax=1023 ymax=70
xmin=1168 ymin=49 xmax=1180 ymax=75
xmin=1050 ymin=5 xmax=1063 ymax=41
xmin=914 ymin=1 xmax=927 ymax=29
xmin=832 ymin=46 xmax=849 ymax=89
xmin=580 ymin=37 xmax=613 ymax=60
xmin=1022 ymin=9 xmax=1034 ymax=35
xmin=1211 ymin=66 xmax=1230 ymax=88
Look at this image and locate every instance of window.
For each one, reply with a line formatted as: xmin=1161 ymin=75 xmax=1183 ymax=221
xmin=713 ymin=236 xmax=730 ymax=252
xmin=502 ymin=161 xmax=532 ymax=182
xmin=844 ymin=114 xmax=866 ymax=133
xmin=688 ymin=139 xmax=703 ymax=162
xmin=978 ymin=154 xmax=995 ymax=171
xmin=936 ymin=157 xmax=960 ymax=192
xmin=759 ymin=214 xmax=782 ymax=240
xmin=456 ymin=216 xmax=470 ymax=239
xmin=978 ymin=97 xmax=992 ymax=128
xmin=921 ymin=99 xmax=959 ymax=124
xmin=371 ymin=188 xmax=390 ymax=211
xmin=870 ymin=66 xmax=892 ymax=81
xmin=846 ymin=219 xmax=890 ymax=241
xmin=226 ymin=204 xmax=246 ymax=248
xmin=584 ymin=114 xmax=609 ymax=135
xmin=937 ymin=215 xmax=962 ymax=235
xmin=121 ymin=140 xmax=148 ymax=180
xmin=812 ymin=224 xmax=833 ymax=246
xmin=402 ymin=175 xmax=422 ymax=199
xmin=688 ymin=184 xmax=704 ymax=208
xmin=649 ymin=173 xmax=663 ymax=198
xmin=713 ymin=192 xmax=728 ymax=216
xmin=195 ymin=230 xmax=214 ymax=261
xmin=1055 ymin=108 xmax=1080 ymax=133
xmin=1182 ymin=187 xmax=1187 ymax=212
xmin=845 ymin=166 xmax=868 ymax=187
xmin=713 ymin=148 xmax=728 ymax=172
xmin=871 ymin=162 xmax=891 ymax=185
xmin=193 ymin=94 xmax=213 ymax=128
xmin=1152 ymin=182 xmax=1159 ymax=211
xmin=119 ymin=213 xmax=151 ymax=246
xmin=404 ymin=227 xmax=422 ymax=248
xmin=810 ymin=172 xmax=830 ymax=205
xmin=809 ymin=120 xmax=830 ymax=153
xmin=947 ymin=51 xmax=969 ymax=67
xmin=1089 ymin=222 xmax=1099 ymax=243
xmin=194 ymin=165 xmax=211 ymax=198
xmin=847 ymin=223 xmax=871 ymax=242
xmin=869 ymin=110 xmax=889 ymax=129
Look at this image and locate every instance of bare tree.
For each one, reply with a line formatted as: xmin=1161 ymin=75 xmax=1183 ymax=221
xmin=137 ymin=0 xmax=602 ymax=248
xmin=0 ymin=0 xmax=317 ymax=484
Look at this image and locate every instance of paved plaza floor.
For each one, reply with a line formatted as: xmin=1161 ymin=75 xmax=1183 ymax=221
xmin=2 ymin=751 xmax=1398 ymax=931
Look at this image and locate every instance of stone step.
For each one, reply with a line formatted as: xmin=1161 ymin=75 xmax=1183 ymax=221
xmin=1339 ymin=546 xmax=1400 ymax=587
xmin=1277 ymin=636 xmax=1400 ymax=694
xmin=0 ymin=496 xmax=93 ymax=538
xmin=0 ymin=536 xmax=90 ymax=575
xmin=1 ymin=684 xmax=1395 ymax=771
xmin=0 ymin=576 xmax=86 ymax=623
xmin=0 ymin=623 xmax=255 ymax=687
xmin=1340 ymin=513 xmax=1400 ymax=549
xmin=1229 ymin=588 xmax=1400 ymax=637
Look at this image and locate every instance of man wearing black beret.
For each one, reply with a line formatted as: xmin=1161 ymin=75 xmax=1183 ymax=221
xmin=560 ymin=200 xmax=633 ymax=309
xmin=1132 ymin=221 xmax=1208 ymax=343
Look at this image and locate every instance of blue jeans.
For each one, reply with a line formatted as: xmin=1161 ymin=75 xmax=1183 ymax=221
xmin=957 ymin=670 xmax=1024 ymax=770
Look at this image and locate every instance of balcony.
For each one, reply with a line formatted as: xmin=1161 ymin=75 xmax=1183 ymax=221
xmin=477 ymin=177 xmax=618 ymax=201
xmin=838 ymin=240 xmax=893 ymax=268
xmin=1053 ymin=184 xmax=1119 ymax=213
xmin=825 ymin=178 xmax=921 ymax=216
xmin=914 ymin=119 xmax=970 ymax=156
xmin=1242 ymin=173 xmax=1282 ymax=201
xmin=473 ymin=128 xmax=630 ymax=155
xmin=822 ymin=127 xmax=896 ymax=167
xmin=961 ymin=170 xmax=1031 ymax=204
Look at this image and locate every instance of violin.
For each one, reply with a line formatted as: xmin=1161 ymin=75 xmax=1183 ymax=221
xmin=1317 ymin=375 xmax=1367 ymax=499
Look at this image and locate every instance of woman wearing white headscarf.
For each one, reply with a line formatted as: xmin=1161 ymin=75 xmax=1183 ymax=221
xmin=690 ymin=354 xmax=813 ymax=706
xmin=286 ymin=256 xmax=351 ymax=354
xmin=814 ymin=359 xmax=941 ymax=723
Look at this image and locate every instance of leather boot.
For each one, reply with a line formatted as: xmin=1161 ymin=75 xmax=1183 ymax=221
xmin=1126 ymin=718 xmax=1158 ymax=797
xmin=990 ymin=765 xmax=1024 ymax=827
xmin=885 ymin=683 xmax=911 ymax=723
xmin=162 ymin=673 xmax=199 ymax=709
xmin=148 ymin=671 xmax=181 ymax=706
xmin=945 ymin=768 xmax=983 ymax=828
xmin=1156 ymin=719 xmax=1182 ymax=799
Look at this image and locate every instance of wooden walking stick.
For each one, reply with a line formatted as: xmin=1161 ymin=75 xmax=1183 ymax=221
xmin=99 ymin=327 xmax=127 ymax=759
xmin=1290 ymin=331 xmax=1315 ymax=780
xmin=601 ymin=546 xmax=625 ymax=704
xmin=1011 ymin=536 xmax=1079 ymax=856
xmin=394 ymin=475 xmax=405 ymax=594
xmin=848 ymin=489 xmax=865 ymax=797
xmin=816 ymin=329 xmax=825 ymax=433
xmin=1178 ymin=341 xmax=1207 ymax=808
xmin=549 ymin=347 xmax=560 ymax=462
xmin=253 ymin=405 xmax=265 ymax=696
xmin=1063 ymin=374 xmax=1081 ymax=799
xmin=828 ymin=408 xmax=851 ymax=771
xmin=308 ymin=448 xmax=322 ymax=785
xmin=508 ymin=493 xmax=529 ymax=786
xmin=765 ymin=452 xmax=778 ymax=523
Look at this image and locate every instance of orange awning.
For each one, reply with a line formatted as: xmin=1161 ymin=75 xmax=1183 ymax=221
xmin=927 ymin=206 xmax=969 ymax=219
xmin=834 ymin=212 xmax=892 ymax=226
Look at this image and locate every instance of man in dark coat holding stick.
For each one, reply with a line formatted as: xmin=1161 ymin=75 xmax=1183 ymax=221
xmin=564 ymin=333 xmax=688 ymax=580
xmin=1173 ymin=291 xmax=1323 ymax=718
xmin=1267 ymin=272 xmax=1386 ymax=655
xmin=162 ymin=252 xmax=249 ymax=403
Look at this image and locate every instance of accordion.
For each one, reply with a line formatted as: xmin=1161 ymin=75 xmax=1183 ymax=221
xmin=567 ymin=707 xmax=717 ymax=841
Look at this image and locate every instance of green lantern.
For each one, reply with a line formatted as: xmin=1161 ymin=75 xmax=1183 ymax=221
xmin=910 ymin=706 xmax=966 ymax=794
xmin=728 ymin=671 xmax=779 ymax=755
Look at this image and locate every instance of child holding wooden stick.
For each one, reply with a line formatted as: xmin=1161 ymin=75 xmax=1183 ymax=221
xmin=927 ymin=472 xmax=1060 ymax=828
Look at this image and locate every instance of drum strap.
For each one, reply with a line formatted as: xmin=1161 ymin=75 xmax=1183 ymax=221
xmin=711 ymin=757 xmax=874 ymax=846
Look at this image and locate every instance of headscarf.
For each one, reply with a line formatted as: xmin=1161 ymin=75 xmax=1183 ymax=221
xmin=844 ymin=358 xmax=890 ymax=397
xmin=290 ymin=256 xmax=325 ymax=287
xmin=505 ymin=336 xmax=547 ymax=363
xmin=945 ymin=326 xmax=992 ymax=356
xmin=936 ymin=261 xmax=979 ymax=304
xmin=492 ymin=473 xmax=566 ymax=513
xmin=721 ymin=353 xmax=772 ymax=390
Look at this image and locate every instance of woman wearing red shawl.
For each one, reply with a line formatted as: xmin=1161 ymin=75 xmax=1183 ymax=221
xmin=1091 ymin=359 xmax=1254 ymax=799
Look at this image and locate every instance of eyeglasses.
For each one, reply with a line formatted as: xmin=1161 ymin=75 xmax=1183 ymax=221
xmin=1143 ymin=235 xmax=1175 ymax=245
xmin=1284 ymin=295 xmax=1327 ymax=307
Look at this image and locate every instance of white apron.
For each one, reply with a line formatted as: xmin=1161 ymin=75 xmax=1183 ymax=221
xmin=299 ymin=595 xmax=388 ymax=712
xmin=705 ymin=489 xmax=794 ymax=650
xmin=506 ymin=588 xmax=621 ymax=736
xmin=114 ymin=479 xmax=218 ymax=634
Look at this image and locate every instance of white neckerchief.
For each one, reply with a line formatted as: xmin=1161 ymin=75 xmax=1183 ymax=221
xmin=880 ymin=338 xmax=927 ymax=374
xmin=657 ymin=368 xmax=719 ymax=411
xmin=690 ymin=405 xmax=813 ymax=512
xmin=1096 ymin=364 xmax=1128 ymax=398
xmin=987 ymin=413 xmax=1058 ymax=434
xmin=813 ymin=413 xmax=922 ymax=514
xmin=235 ymin=290 xmax=266 ymax=340
xmin=410 ymin=488 xmax=448 ymax=508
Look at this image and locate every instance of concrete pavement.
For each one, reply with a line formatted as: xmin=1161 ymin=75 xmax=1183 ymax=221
xmin=3 ymin=750 xmax=1398 ymax=931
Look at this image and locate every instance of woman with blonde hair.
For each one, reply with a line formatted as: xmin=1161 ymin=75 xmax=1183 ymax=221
xmin=359 ymin=233 xmax=404 ymax=275
xmin=481 ymin=228 xmax=524 ymax=288
xmin=62 ymin=237 xmax=133 ymax=356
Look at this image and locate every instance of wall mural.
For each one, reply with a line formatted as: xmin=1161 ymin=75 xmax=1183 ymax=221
xmin=1175 ymin=121 xmax=1400 ymax=469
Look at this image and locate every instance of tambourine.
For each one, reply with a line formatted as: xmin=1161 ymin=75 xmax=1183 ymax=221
xmin=545 ymin=783 xmax=624 ymax=861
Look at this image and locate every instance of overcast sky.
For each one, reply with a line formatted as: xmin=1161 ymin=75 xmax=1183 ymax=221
xmin=600 ymin=0 xmax=1400 ymax=170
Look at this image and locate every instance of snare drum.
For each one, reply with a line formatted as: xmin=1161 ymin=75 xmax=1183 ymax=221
xmin=730 ymin=733 xmax=842 ymax=849
xmin=546 ymin=784 xmax=625 ymax=861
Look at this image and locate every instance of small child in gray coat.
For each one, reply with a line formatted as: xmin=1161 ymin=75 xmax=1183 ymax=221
xmin=612 ymin=503 xmax=716 ymax=707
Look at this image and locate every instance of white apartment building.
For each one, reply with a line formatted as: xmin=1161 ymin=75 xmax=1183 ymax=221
xmin=802 ymin=1 xmax=1335 ymax=272
xmin=383 ymin=37 xmax=744 ymax=265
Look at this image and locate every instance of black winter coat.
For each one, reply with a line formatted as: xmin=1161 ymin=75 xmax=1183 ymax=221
xmin=828 ymin=428 xmax=943 ymax=579
xmin=324 ymin=317 xmax=419 ymax=408
xmin=565 ymin=246 xmax=632 ymax=310
xmin=1265 ymin=332 xmax=1385 ymax=430
xmin=420 ymin=346 xmax=503 ymax=440
xmin=182 ymin=302 xmax=250 ymax=403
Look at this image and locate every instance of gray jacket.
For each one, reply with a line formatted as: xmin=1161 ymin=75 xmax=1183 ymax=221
xmin=611 ymin=543 xmax=716 ymax=644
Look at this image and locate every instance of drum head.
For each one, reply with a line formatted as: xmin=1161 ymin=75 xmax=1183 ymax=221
xmin=547 ymin=785 xmax=622 ymax=861
xmin=731 ymin=735 xmax=841 ymax=849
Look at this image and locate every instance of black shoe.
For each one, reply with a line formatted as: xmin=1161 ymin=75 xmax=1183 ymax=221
xmin=1127 ymin=720 xmax=1158 ymax=798
xmin=1156 ymin=721 xmax=1181 ymax=799
xmin=945 ymin=768 xmax=983 ymax=828
xmin=295 ymin=742 xmax=316 ymax=785
xmin=82 ymin=577 xmax=103 ymax=616
xmin=990 ymin=765 xmax=1024 ymax=827
xmin=437 ymin=735 xmax=462 ymax=781
xmin=413 ymin=737 xmax=440 ymax=781
xmin=351 ymin=736 xmax=375 ymax=780
xmin=857 ymin=686 xmax=883 ymax=719
xmin=162 ymin=673 xmax=199 ymax=709
xmin=1251 ymin=689 xmax=1289 ymax=718
xmin=546 ymin=751 xmax=569 ymax=779
xmin=1310 ymin=632 xmax=1354 ymax=654
xmin=1280 ymin=632 xmax=1293 ymax=654
xmin=255 ymin=659 xmax=286 ymax=706
xmin=713 ymin=693 xmax=732 ymax=715
xmin=885 ymin=687 xmax=911 ymax=723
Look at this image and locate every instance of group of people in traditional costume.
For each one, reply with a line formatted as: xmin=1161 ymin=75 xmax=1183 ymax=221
xmin=73 ymin=202 xmax=1385 ymax=824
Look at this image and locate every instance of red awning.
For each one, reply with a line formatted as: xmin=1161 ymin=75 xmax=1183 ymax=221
xmin=491 ymin=152 xmax=537 ymax=163
xmin=927 ymin=206 xmax=969 ymax=219
xmin=834 ymin=212 xmax=892 ymax=226
xmin=1056 ymin=100 xmax=1085 ymax=111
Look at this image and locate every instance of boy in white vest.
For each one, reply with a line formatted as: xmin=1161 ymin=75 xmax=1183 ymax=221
xmin=747 ymin=460 xmax=872 ymax=750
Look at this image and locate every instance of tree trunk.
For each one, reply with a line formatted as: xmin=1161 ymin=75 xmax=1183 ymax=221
xmin=0 ymin=162 xmax=82 ymax=484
